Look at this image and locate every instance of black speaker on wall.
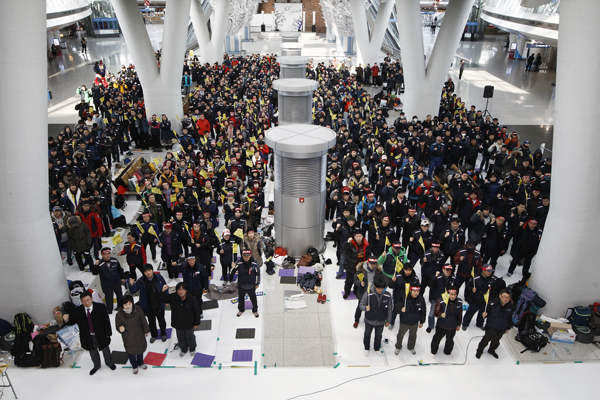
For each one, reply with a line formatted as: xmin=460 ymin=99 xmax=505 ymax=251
xmin=483 ymin=85 xmax=494 ymax=99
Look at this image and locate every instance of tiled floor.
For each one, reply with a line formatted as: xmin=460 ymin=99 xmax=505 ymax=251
xmin=503 ymin=332 xmax=600 ymax=364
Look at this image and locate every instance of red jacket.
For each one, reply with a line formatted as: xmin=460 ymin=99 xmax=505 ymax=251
xmin=195 ymin=118 xmax=211 ymax=135
xmin=371 ymin=66 xmax=380 ymax=77
xmin=76 ymin=209 xmax=103 ymax=238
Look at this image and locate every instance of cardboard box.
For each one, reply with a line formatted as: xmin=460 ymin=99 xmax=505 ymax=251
xmin=547 ymin=322 xmax=576 ymax=343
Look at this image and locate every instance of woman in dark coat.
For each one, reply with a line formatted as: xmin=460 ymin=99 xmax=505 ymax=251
xmin=115 ymin=295 xmax=150 ymax=374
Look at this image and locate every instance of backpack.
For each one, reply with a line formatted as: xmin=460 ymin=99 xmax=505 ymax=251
xmin=115 ymin=194 xmax=126 ymax=210
xmin=566 ymin=306 xmax=591 ymax=328
xmin=13 ymin=313 xmax=33 ymax=334
xmin=512 ymin=288 xmax=539 ymax=325
xmin=275 ymin=247 xmax=287 ymax=258
xmin=307 ymin=247 xmax=320 ymax=266
xmin=11 ymin=333 xmax=43 ymax=367
xmin=282 ymin=256 xmax=296 ymax=269
xmin=41 ymin=339 xmax=63 ymax=368
xmin=515 ymin=311 xmax=548 ymax=353
xmin=588 ymin=302 xmax=600 ymax=329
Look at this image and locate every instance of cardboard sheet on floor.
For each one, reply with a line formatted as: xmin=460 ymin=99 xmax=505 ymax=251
xmin=232 ymin=349 xmax=253 ymax=362
xmin=195 ymin=320 xmax=212 ymax=331
xmin=342 ymin=291 xmax=357 ymax=300
xmin=202 ymin=300 xmax=219 ymax=310
xmin=280 ymin=276 xmax=297 ymax=284
xmin=285 ymin=300 xmax=307 ymax=309
xmin=191 ymin=352 xmax=215 ymax=367
xmin=111 ymin=351 xmax=129 ymax=365
xmin=298 ymin=266 xmax=315 ymax=275
xmin=278 ymin=269 xmax=295 ymax=277
xmin=143 ymin=352 xmax=167 ymax=367
xmin=235 ymin=328 xmax=256 ymax=339
xmin=156 ymin=328 xmax=172 ymax=339
xmin=284 ymin=290 xmax=302 ymax=298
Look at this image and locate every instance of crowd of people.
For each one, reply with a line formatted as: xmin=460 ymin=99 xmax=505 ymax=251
xmin=47 ymin=48 xmax=551 ymax=372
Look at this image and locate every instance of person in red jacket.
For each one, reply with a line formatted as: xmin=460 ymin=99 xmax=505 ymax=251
xmin=76 ymin=200 xmax=103 ymax=259
xmin=371 ymin=63 xmax=380 ymax=87
xmin=195 ymin=114 xmax=211 ymax=139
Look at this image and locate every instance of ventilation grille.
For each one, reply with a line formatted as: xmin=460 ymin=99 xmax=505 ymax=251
xmin=274 ymin=153 xmax=326 ymax=196
xmin=279 ymin=94 xmax=312 ymax=125
xmin=281 ymin=66 xmax=306 ymax=79
xmin=282 ymin=37 xmax=298 ymax=43
xmin=282 ymin=49 xmax=302 ymax=56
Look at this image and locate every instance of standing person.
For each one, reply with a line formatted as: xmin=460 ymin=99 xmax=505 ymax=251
xmin=377 ymin=241 xmax=407 ymax=288
xmin=394 ymin=285 xmax=427 ymax=355
xmin=120 ymin=232 xmax=146 ymax=281
xmin=218 ymin=229 xmax=237 ymax=284
xmin=526 ymin=54 xmax=535 ymax=71
xmin=462 ymin=264 xmax=499 ymax=331
xmin=359 ymin=275 xmax=393 ymax=357
xmin=341 ymin=231 xmax=369 ymax=299
xmin=180 ymin=256 xmax=209 ymax=318
xmin=352 ymin=258 xmax=383 ymax=328
xmin=475 ymin=289 xmax=514 ymax=359
xmin=129 ymin=264 xmax=168 ymax=343
xmin=63 ymin=290 xmax=117 ymax=375
xmin=159 ymin=282 xmax=201 ymax=357
xmin=62 ymin=215 xmax=94 ymax=272
xmin=182 ymin=71 xmax=192 ymax=96
xmin=158 ymin=222 xmax=183 ymax=280
xmin=430 ymin=286 xmax=463 ymax=359
xmin=427 ymin=264 xmax=455 ymax=333
xmin=115 ymin=295 xmax=150 ymax=375
xmin=136 ymin=213 xmax=159 ymax=262
xmin=232 ymin=250 xmax=261 ymax=317
xmin=507 ymin=219 xmax=541 ymax=280
xmin=76 ymin=200 xmax=103 ymax=260
xmin=459 ymin=59 xmax=465 ymax=80
xmin=420 ymin=241 xmax=444 ymax=293
xmin=92 ymin=248 xmax=126 ymax=314
xmin=81 ymin=37 xmax=87 ymax=54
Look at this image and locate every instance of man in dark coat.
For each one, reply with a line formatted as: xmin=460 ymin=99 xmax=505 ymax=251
xmin=129 ymin=264 xmax=168 ymax=343
xmin=63 ymin=290 xmax=116 ymax=375
xmin=476 ymin=289 xmax=514 ymax=359
xmin=159 ymin=282 xmax=201 ymax=357
xmin=507 ymin=219 xmax=541 ymax=280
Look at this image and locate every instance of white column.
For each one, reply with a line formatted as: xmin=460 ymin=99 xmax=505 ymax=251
xmin=531 ymin=0 xmax=600 ymax=316
xmin=516 ymin=35 xmax=527 ymax=59
xmin=191 ymin=0 xmax=231 ymax=65
xmin=350 ymin=0 xmax=394 ymax=66
xmin=112 ymin=0 xmax=190 ymax=132
xmin=395 ymin=0 xmax=474 ymax=117
xmin=0 ymin=0 xmax=67 ymax=323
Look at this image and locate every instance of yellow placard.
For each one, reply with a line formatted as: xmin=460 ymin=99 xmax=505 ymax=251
xmin=170 ymin=194 xmax=177 ymax=202
xmin=153 ymin=158 xmax=161 ymax=166
xmin=173 ymin=182 xmax=184 ymax=188
xmin=233 ymin=228 xmax=244 ymax=239
xmin=111 ymin=235 xmax=122 ymax=245
xmin=103 ymin=118 xmax=108 ymax=124
xmin=151 ymin=187 xmax=162 ymax=194
xmin=199 ymin=169 xmax=208 ymax=178
xmin=250 ymin=136 xmax=256 ymax=143
xmin=233 ymin=243 xmax=238 ymax=254
xmin=246 ymin=160 xmax=253 ymax=168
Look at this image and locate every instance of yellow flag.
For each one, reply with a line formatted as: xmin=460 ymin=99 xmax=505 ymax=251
xmin=233 ymin=243 xmax=239 ymax=254
xmin=484 ymin=289 xmax=490 ymax=304
xmin=199 ymin=169 xmax=208 ymax=178
xmin=193 ymin=191 xmax=198 ymax=201
xmin=471 ymin=267 xmax=475 ymax=279
xmin=219 ymin=165 xmax=226 ymax=173
xmin=385 ymin=237 xmax=391 ymax=246
xmin=233 ymin=228 xmax=244 ymax=239
xmin=151 ymin=187 xmax=161 ymax=194
xmin=395 ymin=257 xmax=403 ymax=273
xmin=419 ymin=236 xmax=425 ymax=251
xmin=250 ymin=136 xmax=256 ymax=143
xmin=148 ymin=226 xmax=159 ymax=239
xmin=441 ymin=289 xmax=449 ymax=304
xmin=103 ymin=118 xmax=108 ymax=124
xmin=153 ymin=157 xmax=161 ymax=166
xmin=111 ymin=235 xmax=122 ymax=245
xmin=172 ymin=182 xmax=184 ymax=188
xmin=170 ymin=194 xmax=177 ymax=202
xmin=246 ymin=160 xmax=253 ymax=168
xmin=405 ymin=283 xmax=410 ymax=298
xmin=136 ymin=221 xmax=144 ymax=234
xmin=214 ymin=229 xmax=221 ymax=243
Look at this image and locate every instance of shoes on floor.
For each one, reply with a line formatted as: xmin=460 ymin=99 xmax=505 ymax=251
xmin=109 ymin=364 xmax=116 ymax=370
xmin=363 ymin=349 xmax=369 ymax=357
xmin=488 ymin=350 xmax=499 ymax=359
xmin=190 ymin=351 xmax=196 ymax=357
xmin=430 ymin=353 xmax=436 ymax=359
xmin=237 ymin=311 xmax=244 ymax=317
xmin=254 ymin=312 xmax=260 ymax=318
xmin=318 ymin=294 xmax=323 ymax=303
xmin=150 ymin=336 xmax=156 ymax=343
xmin=409 ymin=349 xmax=416 ymax=355
xmin=179 ymin=351 xmax=186 ymax=357
xmin=161 ymin=334 xmax=167 ymax=342
xmin=394 ymin=347 xmax=401 ymax=355
xmin=322 ymin=294 xmax=327 ymax=303
xmin=462 ymin=325 xmax=468 ymax=331
xmin=506 ymin=272 xmax=512 ymax=277
xmin=90 ymin=368 xmax=98 ymax=375
xmin=446 ymin=353 xmax=453 ymax=359
xmin=139 ymin=364 xmax=148 ymax=370
xmin=375 ymin=350 xmax=382 ymax=357
xmin=133 ymin=368 xmax=138 ymax=375
xmin=475 ymin=351 xmax=482 ymax=359
xmin=426 ymin=328 xmax=433 ymax=333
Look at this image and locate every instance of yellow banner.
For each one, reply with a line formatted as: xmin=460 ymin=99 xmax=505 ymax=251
xmin=172 ymin=182 xmax=184 ymax=188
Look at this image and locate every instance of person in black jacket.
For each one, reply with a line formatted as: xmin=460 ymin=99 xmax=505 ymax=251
xmin=427 ymin=265 xmax=455 ymax=332
xmin=507 ymin=219 xmax=541 ymax=279
xmin=462 ymin=264 xmax=499 ymax=330
xmin=359 ymin=275 xmax=393 ymax=357
xmin=439 ymin=218 xmax=465 ymax=264
xmin=476 ymin=289 xmax=514 ymax=359
xmin=159 ymin=282 xmax=201 ymax=357
xmin=232 ymin=250 xmax=261 ymax=317
xmin=63 ymin=290 xmax=116 ymax=375
xmin=158 ymin=222 xmax=183 ymax=279
xmin=420 ymin=241 xmax=444 ymax=293
xmin=129 ymin=264 xmax=168 ymax=343
xmin=180 ymin=256 xmax=209 ymax=317
xmin=481 ymin=216 xmax=508 ymax=267
xmin=430 ymin=286 xmax=463 ymax=358
xmin=92 ymin=248 xmax=126 ymax=314
xmin=394 ymin=285 xmax=427 ymax=355
xmin=218 ymin=229 xmax=238 ymax=284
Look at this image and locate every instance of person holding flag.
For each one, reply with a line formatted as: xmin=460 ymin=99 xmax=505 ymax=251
xmin=352 ymin=258 xmax=383 ymax=329
xmin=394 ymin=284 xmax=427 ymax=355
xmin=226 ymin=208 xmax=247 ymax=245
xmin=218 ymin=230 xmax=238 ymax=285
xmin=377 ymin=241 xmax=407 ymax=288
xmin=136 ymin=213 xmax=160 ymax=262
xmin=427 ymin=264 xmax=455 ymax=333
xmin=389 ymin=262 xmax=419 ymax=331
xmin=409 ymin=219 xmax=433 ymax=267
xmin=462 ymin=264 xmax=501 ymax=331
xmin=420 ymin=241 xmax=444 ymax=293
xmin=430 ymin=286 xmax=463 ymax=359
xmin=359 ymin=275 xmax=393 ymax=357
xmin=475 ymin=289 xmax=514 ymax=359
xmin=120 ymin=231 xmax=146 ymax=281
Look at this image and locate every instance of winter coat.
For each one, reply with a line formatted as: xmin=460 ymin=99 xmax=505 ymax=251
xmin=63 ymin=216 xmax=92 ymax=252
xmin=243 ymin=233 xmax=263 ymax=267
xmin=76 ymin=209 xmax=103 ymax=238
xmin=115 ymin=305 xmax=149 ymax=355
xmin=341 ymin=238 xmax=370 ymax=273
xmin=159 ymin=292 xmax=201 ymax=330
xmin=130 ymin=273 xmax=167 ymax=312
